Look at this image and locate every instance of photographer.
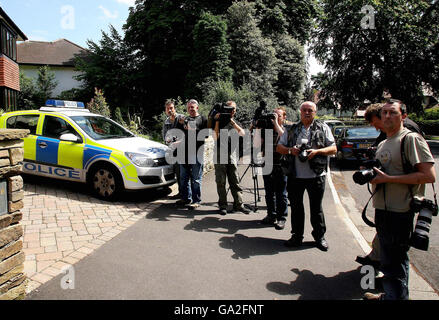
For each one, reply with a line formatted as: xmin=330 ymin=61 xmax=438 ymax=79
xmin=162 ymin=100 xmax=183 ymax=198
xmin=254 ymin=107 xmax=288 ymax=230
xmin=213 ymin=101 xmax=250 ymax=215
xmin=175 ymin=99 xmax=207 ymax=209
xmin=356 ymin=103 xmax=425 ymax=269
xmin=363 ymin=99 xmax=435 ymax=300
xmin=276 ymin=102 xmax=336 ymax=251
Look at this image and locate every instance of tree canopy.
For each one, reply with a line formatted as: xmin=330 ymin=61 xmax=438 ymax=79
xmin=74 ymin=0 xmax=317 ymax=120
xmin=312 ymin=0 xmax=439 ymax=113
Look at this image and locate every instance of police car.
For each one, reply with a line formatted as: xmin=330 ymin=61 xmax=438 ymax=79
xmin=0 ymin=100 xmax=176 ymax=200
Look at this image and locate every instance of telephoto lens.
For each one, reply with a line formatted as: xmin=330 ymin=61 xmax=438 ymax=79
xmin=410 ymin=198 xmax=438 ymax=251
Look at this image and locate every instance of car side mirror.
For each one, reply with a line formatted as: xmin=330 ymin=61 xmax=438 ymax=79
xmin=60 ymin=133 xmax=81 ymax=143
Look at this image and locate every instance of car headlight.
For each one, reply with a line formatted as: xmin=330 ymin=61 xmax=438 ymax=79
xmin=125 ymin=152 xmax=155 ymax=167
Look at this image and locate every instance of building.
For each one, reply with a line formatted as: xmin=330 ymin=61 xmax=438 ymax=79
xmin=0 ymin=7 xmax=27 ymax=111
xmin=17 ymin=39 xmax=86 ymax=97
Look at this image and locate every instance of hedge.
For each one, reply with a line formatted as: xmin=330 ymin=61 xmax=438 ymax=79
xmin=416 ymin=120 xmax=439 ymax=136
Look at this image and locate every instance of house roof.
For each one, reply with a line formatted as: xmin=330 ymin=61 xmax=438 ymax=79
xmin=17 ymin=39 xmax=86 ymax=67
xmin=0 ymin=7 xmax=27 ymax=41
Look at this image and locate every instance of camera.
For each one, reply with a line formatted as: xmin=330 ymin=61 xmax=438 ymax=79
xmin=253 ymin=101 xmax=276 ymax=130
xmin=298 ymin=143 xmax=310 ymax=162
xmin=352 ymin=159 xmax=382 ymax=185
xmin=409 ymin=197 xmax=438 ymax=251
xmin=208 ymin=103 xmax=234 ymax=129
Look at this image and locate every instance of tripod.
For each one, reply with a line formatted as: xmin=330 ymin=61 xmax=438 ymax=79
xmin=226 ymin=161 xmax=261 ymax=212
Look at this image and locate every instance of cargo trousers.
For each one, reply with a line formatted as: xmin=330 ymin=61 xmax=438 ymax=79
xmin=214 ymin=163 xmax=243 ymax=210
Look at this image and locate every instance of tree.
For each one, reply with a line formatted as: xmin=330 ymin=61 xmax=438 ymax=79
xmin=312 ymin=0 xmax=439 ymax=113
xmin=226 ymin=1 xmax=278 ymax=100
xmin=187 ymin=12 xmax=233 ymax=97
xmin=74 ymin=25 xmax=138 ymax=115
xmin=255 ymin=0 xmax=318 ymax=44
xmin=35 ymin=66 xmax=58 ymax=106
xmin=272 ymin=34 xmax=306 ymax=107
xmin=18 ymin=73 xmax=37 ymax=109
xmin=87 ymin=88 xmax=111 ymax=117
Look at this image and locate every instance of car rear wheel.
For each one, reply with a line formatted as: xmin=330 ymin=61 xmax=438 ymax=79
xmin=88 ymin=164 xmax=123 ymax=200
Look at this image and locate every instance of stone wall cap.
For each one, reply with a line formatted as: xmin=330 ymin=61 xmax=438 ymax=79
xmin=0 ymin=130 xmax=30 ymax=140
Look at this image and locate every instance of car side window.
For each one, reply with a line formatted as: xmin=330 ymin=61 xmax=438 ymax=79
xmin=42 ymin=116 xmax=77 ymax=139
xmin=6 ymin=115 xmax=39 ymax=135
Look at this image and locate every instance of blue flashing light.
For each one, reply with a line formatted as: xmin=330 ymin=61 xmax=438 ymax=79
xmin=45 ymin=100 xmax=85 ymax=108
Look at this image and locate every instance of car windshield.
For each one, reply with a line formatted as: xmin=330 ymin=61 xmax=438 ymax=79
xmin=70 ymin=115 xmax=135 ymax=140
xmin=346 ymin=127 xmax=380 ymax=138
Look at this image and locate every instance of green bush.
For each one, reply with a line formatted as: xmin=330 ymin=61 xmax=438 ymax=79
xmin=416 ymin=120 xmax=439 ymax=135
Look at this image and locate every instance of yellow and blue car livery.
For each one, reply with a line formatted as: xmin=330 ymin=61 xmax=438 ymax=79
xmin=0 ymin=100 xmax=175 ymax=198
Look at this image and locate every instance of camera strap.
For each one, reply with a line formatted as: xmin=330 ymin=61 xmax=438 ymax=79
xmin=361 ymin=185 xmax=378 ymax=228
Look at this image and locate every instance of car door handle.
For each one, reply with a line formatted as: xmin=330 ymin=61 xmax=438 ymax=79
xmin=38 ymin=142 xmax=48 ymax=149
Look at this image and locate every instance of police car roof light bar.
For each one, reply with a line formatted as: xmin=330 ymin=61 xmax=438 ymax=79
xmin=45 ymin=99 xmax=85 ymax=108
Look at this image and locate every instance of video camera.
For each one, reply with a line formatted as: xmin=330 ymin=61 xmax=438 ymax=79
xmin=352 ymin=159 xmax=382 ymax=185
xmin=253 ymin=101 xmax=276 ymax=130
xmin=208 ymin=103 xmax=234 ymax=129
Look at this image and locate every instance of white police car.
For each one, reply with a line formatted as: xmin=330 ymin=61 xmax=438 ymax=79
xmin=0 ymin=100 xmax=176 ymax=200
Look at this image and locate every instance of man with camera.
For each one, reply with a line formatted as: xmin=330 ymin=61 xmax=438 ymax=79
xmin=276 ymin=102 xmax=336 ymax=251
xmin=254 ymin=107 xmax=288 ymax=230
xmin=356 ymin=103 xmax=425 ymax=269
xmin=175 ymin=99 xmax=208 ymax=209
xmin=213 ymin=100 xmax=250 ymax=215
xmin=162 ymin=100 xmax=183 ymax=198
xmin=363 ymin=99 xmax=435 ymax=300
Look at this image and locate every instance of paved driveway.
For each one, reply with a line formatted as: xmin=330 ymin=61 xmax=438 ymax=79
xmin=21 ymin=174 xmax=167 ymax=293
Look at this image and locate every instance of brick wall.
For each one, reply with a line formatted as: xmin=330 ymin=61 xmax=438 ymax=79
xmin=0 ymin=129 xmax=29 ymax=300
xmin=0 ymin=55 xmax=20 ymax=91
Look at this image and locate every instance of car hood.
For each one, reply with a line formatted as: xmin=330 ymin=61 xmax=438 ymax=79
xmin=95 ymin=137 xmax=169 ymax=158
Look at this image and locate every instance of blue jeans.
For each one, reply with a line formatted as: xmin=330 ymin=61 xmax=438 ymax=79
xmin=263 ymin=166 xmax=288 ymax=220
xmin=375 ymin=209 xmax=414 ymax=300
xmin=179 ymin=161 xmax=203 ymax=203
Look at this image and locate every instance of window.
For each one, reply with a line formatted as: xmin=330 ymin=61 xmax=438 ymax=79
xmin=0 ymin=23 xmax=17 ymax=61
xmin=42 ymin=116 xmax=78 ymax=139
xmin=6 ymin=114 xmax=39 ymax=134
xmin=1 ymin=88 xmax=17 ymax=111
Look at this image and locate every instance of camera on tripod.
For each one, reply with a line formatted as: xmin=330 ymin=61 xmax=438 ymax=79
xmin=352 ymin=159 xmax=383 ymax=185
xmin=410 ymin=197 xmax=438 ymax=251
xmin=207 ymin=103 xmax=234 ymax=129
xmin=253 ymin=101 xmax=276 ymax=130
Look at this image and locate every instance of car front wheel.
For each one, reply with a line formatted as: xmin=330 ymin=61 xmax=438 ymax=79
xmin=88 ymin=164 xmax=123 ymax=200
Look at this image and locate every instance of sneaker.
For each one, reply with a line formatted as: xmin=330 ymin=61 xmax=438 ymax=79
xmin=219 ymin=208 xmax=227 ymax=216
xmin=261 ymin=215 xmax=276 ymax=225
xmin=274 ymin=219 xmax=286 ymax=230
xmin=176 ymin=199 xmax=191 ymax=206
xmin=285 ymin=235 xmax=303 ymax=247
xmin=363 ymin=292 xmax=383 ymax=300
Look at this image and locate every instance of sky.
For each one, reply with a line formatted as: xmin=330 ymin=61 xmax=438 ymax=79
xmin=1 ymin=0 xmax=134 ymax=48
xmin=1 ymin=0 xmax=324 ymax=76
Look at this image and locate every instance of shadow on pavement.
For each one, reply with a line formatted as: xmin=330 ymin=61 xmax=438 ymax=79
xmin=145 ymin=203 xmax=219 ymax=221
xmin=184 ymin=217 xmax=270 ymax=234
xmin=219 ymin=233 xmax=315 ymax=259
xmin=266 ymin=267 xmax=365 ymax=300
